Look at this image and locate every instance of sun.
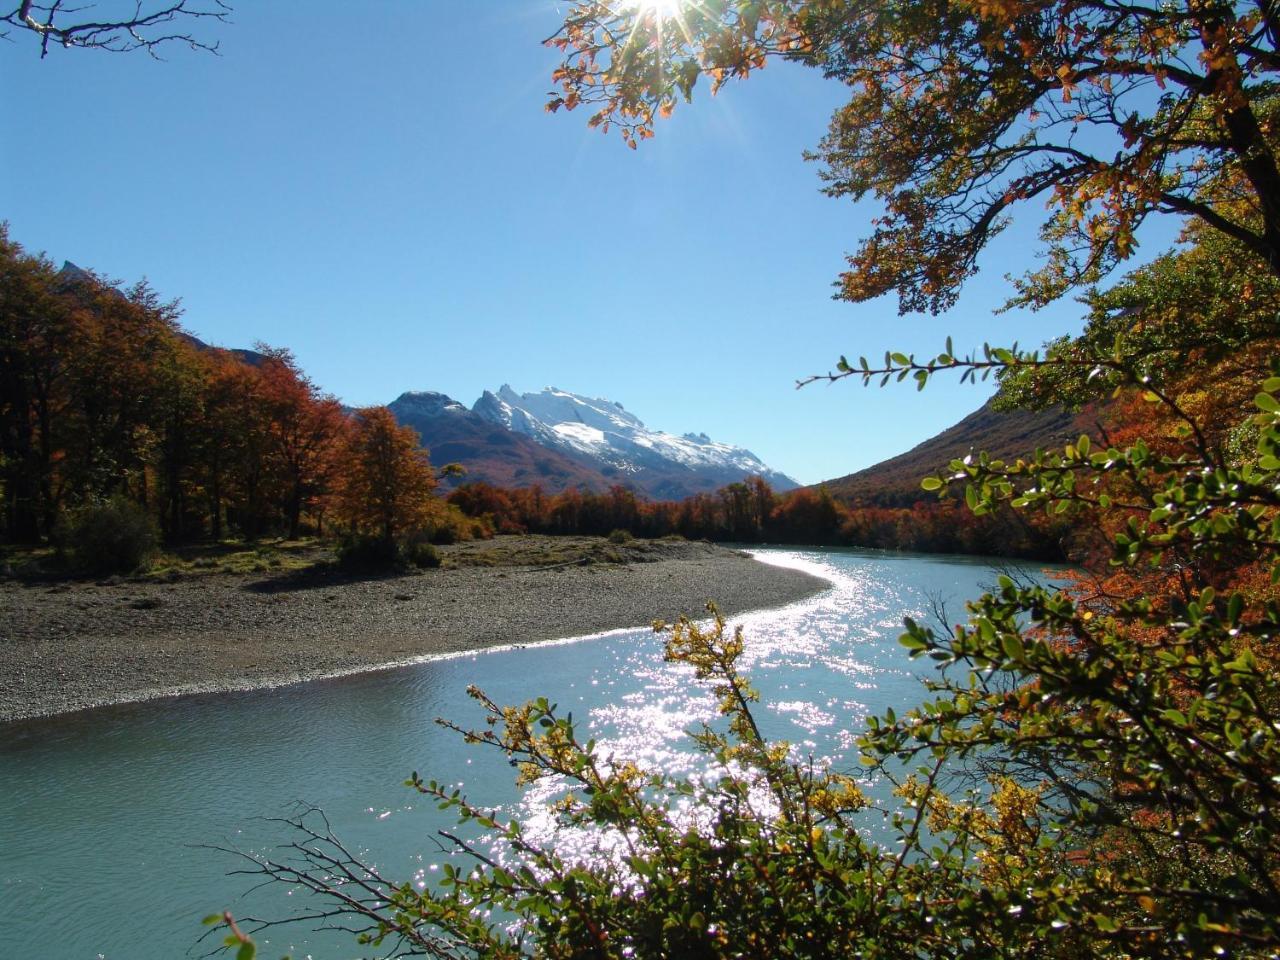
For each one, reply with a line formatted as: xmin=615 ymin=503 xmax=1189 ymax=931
xmin=626 ymin=0 xmax=688 ymax=19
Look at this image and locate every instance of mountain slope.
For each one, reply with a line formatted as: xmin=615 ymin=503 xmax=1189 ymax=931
xmin=472 ymin=385 xmax=797 ymax=499
xmin=821 ymin=398 xmax=1089 ymax=505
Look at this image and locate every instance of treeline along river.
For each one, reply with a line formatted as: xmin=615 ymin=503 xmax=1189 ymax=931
xmin=0 ymin=548 xmax=1058 ymax=959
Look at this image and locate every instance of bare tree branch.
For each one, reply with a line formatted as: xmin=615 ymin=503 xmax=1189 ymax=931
xmin=4 ymin=1 xmax=230 ymax=58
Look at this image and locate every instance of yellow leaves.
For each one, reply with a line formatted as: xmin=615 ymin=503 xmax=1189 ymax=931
xmin=966 ymin=0 xmax=1025 ymax=28
xmin=1056 ymin=64 xmax=1078 ymax=103
xmin=810 ymin=774 xmax=868 ymax=818
xmin=612 ymin=761 xmax=644 ymax=786
xmin=990 ymin=777 xmax=1043 ymax=848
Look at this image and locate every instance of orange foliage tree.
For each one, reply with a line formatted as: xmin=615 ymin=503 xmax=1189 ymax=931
xmin=255 ymin=348 xmax=345 ymax=540
xmin=332 ymin=407 xmax=436 ymax=545
xmin=0 ymin=231 xmax=351 ymax=546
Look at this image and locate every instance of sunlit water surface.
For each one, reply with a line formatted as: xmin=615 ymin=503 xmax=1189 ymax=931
xmin=0 ymin=548 xmax=1055 ymax=959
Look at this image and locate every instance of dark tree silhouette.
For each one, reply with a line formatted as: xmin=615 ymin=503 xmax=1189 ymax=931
xmin=4 ymin=1 xmax=230 ymax=58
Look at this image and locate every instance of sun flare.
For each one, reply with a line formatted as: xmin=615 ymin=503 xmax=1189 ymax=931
xmin=626 ymin=0 xmax=688 ymax=19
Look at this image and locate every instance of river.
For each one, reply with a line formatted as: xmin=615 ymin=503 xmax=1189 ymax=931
xmin=0 ymin=547 xmax=1055 ymax=959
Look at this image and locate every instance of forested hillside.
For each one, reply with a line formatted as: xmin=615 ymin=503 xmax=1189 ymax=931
xmin=821 ymin=398 xmax=1086 ymax=506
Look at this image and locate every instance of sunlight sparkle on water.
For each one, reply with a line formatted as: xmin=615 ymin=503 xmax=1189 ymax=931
xmin=485 ymin=550 xmax=919 ymax=877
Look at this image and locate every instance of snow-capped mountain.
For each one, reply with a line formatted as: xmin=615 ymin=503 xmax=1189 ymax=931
xmin=472 ymin=385 xmax=797 ymax=497
xmin=387 ymin=390 xmax=609 ymax=493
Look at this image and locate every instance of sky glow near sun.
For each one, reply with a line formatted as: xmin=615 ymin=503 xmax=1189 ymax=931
xmin=624 ymin=0 xmax=690 ymax=24
xmin=629 ymin=0 xmax=685 ymax=14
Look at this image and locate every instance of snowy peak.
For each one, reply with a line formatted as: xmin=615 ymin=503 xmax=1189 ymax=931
xmin=472 ymin=385 xmax=796 ymax=493
xmin=492 ymin=384 xmax=646 ymax=434
xmin=473 ymin=389 xmax=553 ymax=444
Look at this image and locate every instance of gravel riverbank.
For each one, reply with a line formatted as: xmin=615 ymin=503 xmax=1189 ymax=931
xmin=0 ymin=538 xmax=827 ymax=723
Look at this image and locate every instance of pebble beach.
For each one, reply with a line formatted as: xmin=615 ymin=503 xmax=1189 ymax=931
xmin=0 ymin=537 xmax=827 ymax=724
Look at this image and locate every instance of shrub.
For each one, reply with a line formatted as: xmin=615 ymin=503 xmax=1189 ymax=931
xmin=54 ymin=498 xmax=158 ymax=575
xmin=337 ymin=533 xmax=442 ymax=571
xmin=607 ymin=528 xmax=633 ymax=544
xmin=403 ymin=539 xmax=442 ymax=569
xmin=423 ymin=502 xmax=486 ymax=545
xmin=428 ymin=523 xmax=457 ymax=545
xmin=334 ymin=534 xmax=400 ymax=571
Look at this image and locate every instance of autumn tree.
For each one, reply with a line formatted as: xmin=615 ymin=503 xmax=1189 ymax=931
xmin=149 ymin=325 xmax=210 ymax=541
xmin=53 ymin=270 xmax=183 ymax=511
xmin=550 ymin=0 xmax=1280 ymax=311
xmin=0 ymin=229 xmax=70 ymax=540
xmin=997 ymin=221 xmax=1280 ymax=415
xmin=332 ymin=407 xmax=437 ymax=546
xmin=255 ymin=348 xmax=345 ymax=540
xmin=769 ymin=485 xmax=844 ymax=543
xmin=193 ymin=351 xmax=253 ymax=540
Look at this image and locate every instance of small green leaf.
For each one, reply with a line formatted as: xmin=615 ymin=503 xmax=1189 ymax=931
xmin=1000 ymin=634 xmax=1025 ymax=661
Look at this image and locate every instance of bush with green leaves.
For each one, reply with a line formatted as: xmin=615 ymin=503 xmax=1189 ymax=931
xmin=53 ymin=496 xmax=159 ymax=575
xmin=218 ymin=362 xmax=1280 ymax=958
xmin=404 ymin=537 xmax=443 ymax=569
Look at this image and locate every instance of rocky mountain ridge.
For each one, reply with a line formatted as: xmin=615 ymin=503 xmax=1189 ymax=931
xmin=390 ymin=384 xmax=797 ymax=500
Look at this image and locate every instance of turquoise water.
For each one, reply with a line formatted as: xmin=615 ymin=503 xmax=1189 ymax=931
xmin=0 ymin=548 xmax=1052 ymax=959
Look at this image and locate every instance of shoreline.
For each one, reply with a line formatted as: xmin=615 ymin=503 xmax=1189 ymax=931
xmin=0 ymin=539 xmax=829 ymax=725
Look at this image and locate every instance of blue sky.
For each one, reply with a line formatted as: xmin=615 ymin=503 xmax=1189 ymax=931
xmin=1 ymin=1 xmax=1179 ymax=485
